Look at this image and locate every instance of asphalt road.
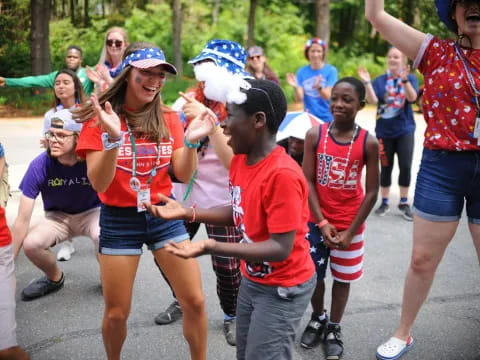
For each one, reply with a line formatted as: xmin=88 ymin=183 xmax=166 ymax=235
xmin=1 ymin=107 xmax=479 ymax=360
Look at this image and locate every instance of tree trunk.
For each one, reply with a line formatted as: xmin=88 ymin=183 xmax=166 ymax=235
xmin=212 ymin=0 xmax=220 ymax=25
xmin=83 ymin=0 xmax=89 ymax=26
xmin=51 ymin=0 xmax=57 ymax=17
xmin=403 ymin=0 xmax=415 ymax=26
xmin=315 ymin=0 xmax=330 ymax=44
xmin=172 ymin=0 xmax=183 ymax=76
xmin=70 ymin=0 xmax=75 ymax=25
xmin=247 ymin=0 xmax=258 ymax=48
xmin=30 ymin=0 xmax=51 ymax=75
xmin=61 ymin=0 xmax=66 ymax=17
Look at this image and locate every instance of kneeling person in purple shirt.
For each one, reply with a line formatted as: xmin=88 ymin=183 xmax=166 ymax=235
xmin=12 ymin=109 xmax=101 ymax=301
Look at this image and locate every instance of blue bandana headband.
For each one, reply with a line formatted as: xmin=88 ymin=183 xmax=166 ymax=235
xmin=112 ymin=47 xmax=177 ymax=78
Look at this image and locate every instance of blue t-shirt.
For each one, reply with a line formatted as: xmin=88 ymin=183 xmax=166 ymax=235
xmin=372 ymin=73 xmax=418 ymax=139
xmin=19 ymin=152 xmax=100 ymax=214
xmin=296 ymin=63 xmax=338 ymax=122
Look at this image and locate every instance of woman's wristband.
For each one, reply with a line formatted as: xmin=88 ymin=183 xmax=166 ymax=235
xmin=188 ymin=204 xmax=197 ymax=223
xmin=317 ymin=219 xmax=329 ymax=229
xmin=401 ymin=79 xmax=409 ymax=84
xmin=184 ymin=137 xmax=201 ymax=149
xmin=101 ymin=132 xmax=124 ymax=151
xmin=363 ymin=81 xmax=371 ymax=85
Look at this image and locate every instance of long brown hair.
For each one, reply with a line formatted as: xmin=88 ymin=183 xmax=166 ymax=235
xmin=52 ymin=69 xmax=86 ymax=111
xmin=74 ymin=41 xmax=170 ymax=142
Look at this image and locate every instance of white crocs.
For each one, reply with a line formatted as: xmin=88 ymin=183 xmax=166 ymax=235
xmin=57 ymin=241 xmax=75 ymax=261
xmin=376 ymin=336 xmax=414 ymax=360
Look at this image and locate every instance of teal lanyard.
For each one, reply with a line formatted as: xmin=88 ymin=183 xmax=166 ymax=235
xmin=126 ymin=120 xmax=161 ymax=191
xmin=183 ymin=169 xmax=197 ymax=201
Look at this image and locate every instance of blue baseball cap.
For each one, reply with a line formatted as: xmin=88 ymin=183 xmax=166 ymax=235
xmin=435 ymin=0 xmax=457 ymax=32
xmin=188 ymin=39 xmax=251 ymax=77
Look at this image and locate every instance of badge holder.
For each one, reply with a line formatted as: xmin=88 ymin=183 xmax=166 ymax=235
xmin=137 ymin=186 xmax=150 ymax=213
xmin=474 ymin=112 xmax=480 ymax=146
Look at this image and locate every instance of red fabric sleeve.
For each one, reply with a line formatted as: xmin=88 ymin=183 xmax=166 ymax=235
xmin=76 ymin=118 xmax=103 ymax=159
xmin=417 ymin=36 xmax=444 ymax=77
xmin=0 ymin=207 xmax=12 ymax=247
xmin=263 ymin=169 xmax=306 ymax=234
xmin=165 ymin=112 xmax=184 ymax=151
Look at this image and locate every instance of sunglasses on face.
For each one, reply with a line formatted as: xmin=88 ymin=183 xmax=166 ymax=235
xmin=106 ymin=39 xmax=123 ymax=47
xmin=249 ymin=55 xmax=261 ymax=60
xmin=45 ymin=131 xmax=75 ymax=143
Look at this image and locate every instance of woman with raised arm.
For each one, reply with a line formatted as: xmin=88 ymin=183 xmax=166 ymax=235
xmin=75 ymin=42 xmax=211 ymax=360
xmin=366 ymin=1 xmax=480 ymax=359
xmin=357 ymin=48 xmax=419 ymax=221
xmin=286 ymin=38 xmax=338 ymax=123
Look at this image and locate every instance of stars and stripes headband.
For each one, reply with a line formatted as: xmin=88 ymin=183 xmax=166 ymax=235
xmin=304 ymin=37 xmax=327 ymax=50
xmin=112 ymin=47 xmax=177 ymax=78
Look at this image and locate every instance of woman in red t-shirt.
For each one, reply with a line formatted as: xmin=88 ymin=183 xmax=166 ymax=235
xmin=75 ymin=42 xmax=213 ymax=360
xmin=146 ymin=79 xmax=316 ymax=360
xmin=367 ymin=1 xmax=480 ymax=359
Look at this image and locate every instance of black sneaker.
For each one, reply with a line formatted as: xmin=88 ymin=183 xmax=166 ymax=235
xmin=223 ymin=318 xmax=236 ymax=346
xmin=375 ymin=203 xmax=390 ymax=216
xmin=325 ymin=324 xmax=344 ymax=360
xmin=21 ymin=274 xmax=64 ymax=301
xmin=154 ymin=300 xmax=182 ymax=325
xmin=300 ymin=312 xmax=328 ymax=349
xmin=398 ymin=204 xmax=413 ymax=221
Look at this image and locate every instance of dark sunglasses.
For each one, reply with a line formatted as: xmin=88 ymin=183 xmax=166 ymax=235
xmin=248 ymin=55 xmax=261 ymax=60
xmin=106 ymin=39 xmax=123 ymax=47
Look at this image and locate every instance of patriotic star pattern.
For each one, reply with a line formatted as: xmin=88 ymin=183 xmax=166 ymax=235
xmin=416 ymin=35 xmax=480 ymax=151
xmin=188 ymin=39 xmax=252 ymax=78
xmin=306 ymin=223 xmax=364 ymax=282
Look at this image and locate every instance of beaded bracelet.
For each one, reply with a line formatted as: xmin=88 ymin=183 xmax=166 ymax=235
xmin=317 ymin=219 xmax=329 ymax=229
xmin=184 ymin=137 xmax=201 ymax=149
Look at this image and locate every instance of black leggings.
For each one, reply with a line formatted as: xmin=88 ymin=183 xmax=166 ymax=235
xmin=378 ymin=132 xmax=414 ymax=188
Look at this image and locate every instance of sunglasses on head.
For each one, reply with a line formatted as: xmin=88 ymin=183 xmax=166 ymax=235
xmin=106 ymin=39 xmax=123 ymax=47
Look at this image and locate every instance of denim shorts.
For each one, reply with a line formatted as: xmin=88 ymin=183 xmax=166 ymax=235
xmin=413 ymin=148 xmax=480 ymax=224
xmin=99 ymin=204 xmax=189 ymax=255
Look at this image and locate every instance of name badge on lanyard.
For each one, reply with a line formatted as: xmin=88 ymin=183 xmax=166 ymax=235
xmin=137 ymin=188 xmax=150 ymax=212
xmin=474 ymin=112 xmax=480 ymax=145
xmin=455 ymin=43 xmax=480 ymax=145
xmin=126 ymin=120 xmax=161 ymax=212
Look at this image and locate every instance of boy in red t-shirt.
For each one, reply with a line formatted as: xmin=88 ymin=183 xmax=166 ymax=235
xmin=301 ymin=77 xmax=379 ymax=359
xmin=147 ymin=79 xmax=316 ymax=360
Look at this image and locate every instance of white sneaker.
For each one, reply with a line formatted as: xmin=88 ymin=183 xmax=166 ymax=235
xmin=57 ymin=241 xmax=75 ymax=261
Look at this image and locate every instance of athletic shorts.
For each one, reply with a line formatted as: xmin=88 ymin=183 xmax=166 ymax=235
xmin=306 ymin=222 xmax=364 ymax=283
